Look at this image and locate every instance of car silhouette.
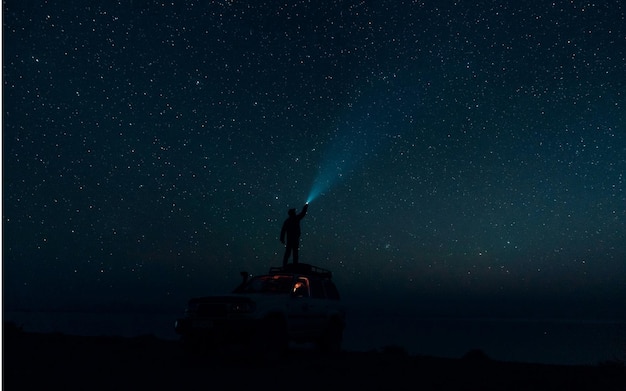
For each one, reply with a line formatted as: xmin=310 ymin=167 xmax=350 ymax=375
xmin=175 ymin=263 xmax=346 ymax=355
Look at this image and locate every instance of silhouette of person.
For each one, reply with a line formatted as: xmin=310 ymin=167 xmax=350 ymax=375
xmin=280 ymin=203 xmax=308 ymax=266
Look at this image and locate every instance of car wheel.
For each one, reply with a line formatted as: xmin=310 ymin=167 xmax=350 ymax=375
xmin=180 ymin=334 xmax=205 ymax=356
xmin=251 ymin=316 xmax=288 ymax=360
xmin=180 ymin=333 xmax=222 ymax=357
xmin=316 ymin=319 xmax=343 ymax=354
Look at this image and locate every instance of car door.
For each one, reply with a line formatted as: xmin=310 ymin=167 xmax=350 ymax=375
xmin=287 ymin=277 xmax=324 ymax=336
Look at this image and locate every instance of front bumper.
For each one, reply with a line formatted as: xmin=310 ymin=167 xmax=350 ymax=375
xmin=175 ymin=317 xmax=259 ymax=340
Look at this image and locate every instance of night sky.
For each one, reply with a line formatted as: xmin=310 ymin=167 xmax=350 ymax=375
xmin=3 ymin=0 xmax=625 ymax=325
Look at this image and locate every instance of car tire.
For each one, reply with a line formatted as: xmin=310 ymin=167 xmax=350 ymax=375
xmin=251 ymin=316 xmax=288 ymax=361
xmin=316 ymin=319 xmax=343 ymax=354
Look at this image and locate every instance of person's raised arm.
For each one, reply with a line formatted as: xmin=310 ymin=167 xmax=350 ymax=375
xmin=299 ymin=203 xmax=309 ymax=219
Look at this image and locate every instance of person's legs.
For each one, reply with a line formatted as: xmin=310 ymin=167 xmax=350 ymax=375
xmin=282 ymin=245 xmax=291 ymax=266
xmin=293 ymin=243 xmax=299 ymax=264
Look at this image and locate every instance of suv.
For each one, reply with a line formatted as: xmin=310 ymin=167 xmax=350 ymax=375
xmin=174 ymin=263 xmax=346 ymax=354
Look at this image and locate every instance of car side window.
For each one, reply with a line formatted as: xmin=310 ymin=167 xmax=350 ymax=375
xmin=310 ymin=278 xmax=325 ymax=299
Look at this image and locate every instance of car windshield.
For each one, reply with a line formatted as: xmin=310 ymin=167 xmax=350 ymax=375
xmin=240 ymin=275 xmax=294 ymax=294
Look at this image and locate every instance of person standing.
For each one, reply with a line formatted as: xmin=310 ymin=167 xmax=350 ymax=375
xmin=280 ymin=203 xmax=308 ymax=266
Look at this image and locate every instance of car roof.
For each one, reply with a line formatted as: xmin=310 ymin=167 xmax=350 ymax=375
xmin=268 ymin=263 xmax=333 ymax=279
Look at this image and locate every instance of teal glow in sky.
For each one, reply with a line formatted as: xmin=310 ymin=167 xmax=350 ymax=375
xmin=3 ymin=1 xmax=625 ymax=323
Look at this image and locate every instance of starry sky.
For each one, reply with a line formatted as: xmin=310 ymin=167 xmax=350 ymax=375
xmin=3 ymin=1 xmax=625 ymax=321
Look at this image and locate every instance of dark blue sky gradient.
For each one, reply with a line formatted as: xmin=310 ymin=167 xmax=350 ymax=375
xmin=3 ymin=1 xmax=625 ymax=320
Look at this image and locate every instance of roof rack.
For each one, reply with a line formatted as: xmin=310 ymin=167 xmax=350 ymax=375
xmin=268 ymin=263 xmax=333 ymax=278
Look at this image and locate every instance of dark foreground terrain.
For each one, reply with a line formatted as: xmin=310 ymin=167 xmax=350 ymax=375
xmin=4 ymin=327 xmax=624 ymax=391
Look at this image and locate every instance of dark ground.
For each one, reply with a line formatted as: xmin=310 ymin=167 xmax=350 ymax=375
xmin=3 ymin=326 xmax=624 ymax=391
